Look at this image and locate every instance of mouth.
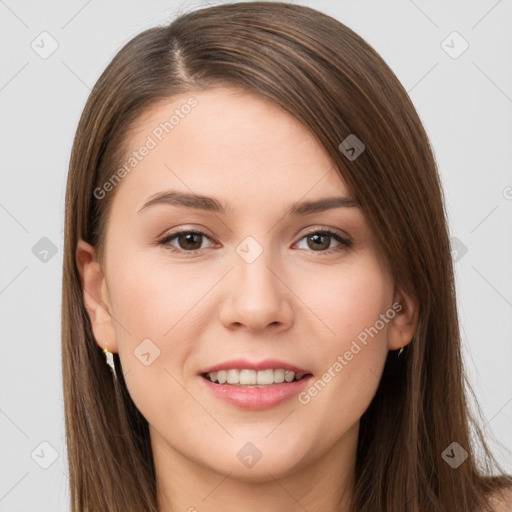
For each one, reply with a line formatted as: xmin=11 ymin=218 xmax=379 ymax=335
xmin=197 ymin=361 xmax=314 ymax=410
xmin=201 ymin=368 xmax=312 ymax=387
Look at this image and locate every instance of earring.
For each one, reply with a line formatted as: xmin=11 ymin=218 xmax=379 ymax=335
xmin=396 ymin=324 xmax=405 ymax=358
xmin=103 ymin=347 xmax=117 ymax=379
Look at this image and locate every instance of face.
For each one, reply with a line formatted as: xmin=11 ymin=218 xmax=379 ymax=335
xmin=78 ymin=86 xmax=415 ymax=483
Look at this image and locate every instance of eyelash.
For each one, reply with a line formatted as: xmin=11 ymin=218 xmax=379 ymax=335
xmin=157 ymin=227 xmax=352 ymax=256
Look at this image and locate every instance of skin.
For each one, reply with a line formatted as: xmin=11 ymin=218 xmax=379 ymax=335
xmin=77 ymin=87 xmax=419 ymax=512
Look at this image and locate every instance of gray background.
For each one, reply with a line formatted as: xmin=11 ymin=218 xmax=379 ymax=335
xmin=1 ymin=0 xmax=511 ymax=510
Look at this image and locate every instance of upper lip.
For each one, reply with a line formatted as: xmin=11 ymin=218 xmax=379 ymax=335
xmin=199 ymin=359 xmax=312 ymax=375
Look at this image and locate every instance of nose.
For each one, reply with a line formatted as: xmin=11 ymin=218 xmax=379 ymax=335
xmin=218 ymin=245 xmax=294 ymax=335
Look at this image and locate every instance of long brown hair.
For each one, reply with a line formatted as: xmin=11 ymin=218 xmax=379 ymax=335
xmin=62 ymin=2 xmax=511 ymax=510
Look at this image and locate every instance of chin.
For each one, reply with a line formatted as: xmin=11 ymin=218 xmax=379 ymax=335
xmin=200 ymin=437 xmax=311 ymax=482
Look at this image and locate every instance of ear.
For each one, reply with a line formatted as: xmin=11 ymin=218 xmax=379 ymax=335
xmin=387 ymin=286 xmax=419 ymax=351
xmin=76 ymin=239 xmax=118 ymax=353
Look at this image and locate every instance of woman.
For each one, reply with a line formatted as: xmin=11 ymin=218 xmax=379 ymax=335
xmin=62 ymin=2 xmax=512 ymax=511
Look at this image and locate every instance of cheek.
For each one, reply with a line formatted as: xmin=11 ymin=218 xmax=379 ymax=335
xmin=298 ymin=255 xmax=392 ymax=345
xmin=106 ymin=254 xmax=216 ymax=422
xmin=294 ymin=258 xmax=392 ymax=433
xmin=108 ymin=250 xmax=217 ymax=339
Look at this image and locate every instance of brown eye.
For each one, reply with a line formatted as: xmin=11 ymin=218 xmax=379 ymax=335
xmin=306 ymin=233 xmax=331 ymax=251
xmin=158 ymin=230 xmax=214 ymax=253
xmin=296 ymin=230 xmax=351 ymax=253
xmin=176 ymin=232 xmax=203 ymax=250
xmin=158 ymin=228 xmax=351 ymax=256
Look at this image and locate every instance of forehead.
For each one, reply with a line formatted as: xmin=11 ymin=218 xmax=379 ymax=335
xmin=110 ymin=86 xmax=352 ymax=214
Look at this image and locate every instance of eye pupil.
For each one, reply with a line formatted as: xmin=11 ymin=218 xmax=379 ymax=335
xmin=308 ymin=233 xmax=330 ymax=251
xmin=179 ymin=232 xmax=202 ymax=250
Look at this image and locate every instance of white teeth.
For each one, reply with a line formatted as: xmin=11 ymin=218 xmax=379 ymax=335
xmin=273 ymin=369 xmax=285 ymax=383
xmin=257 ymin=369 xmax=274 ymax=385
xmin=205 ymin=369 xmax=309 ymax=385
xmin=227 ymin=369 xmax=239 ymax=384
xmin=240 ymin=369 xmax=257 ymax=385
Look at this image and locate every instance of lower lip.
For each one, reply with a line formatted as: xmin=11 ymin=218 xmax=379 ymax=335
xmin=200 ymin=375 xmax=313 ymax=410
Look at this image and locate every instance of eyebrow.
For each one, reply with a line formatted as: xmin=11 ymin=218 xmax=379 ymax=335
xmin=137 ymin=190 xmax=360 ymax=216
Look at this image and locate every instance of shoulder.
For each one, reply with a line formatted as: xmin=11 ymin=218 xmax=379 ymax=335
xmin=486 ymin=486 xmax=512 ymax=512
